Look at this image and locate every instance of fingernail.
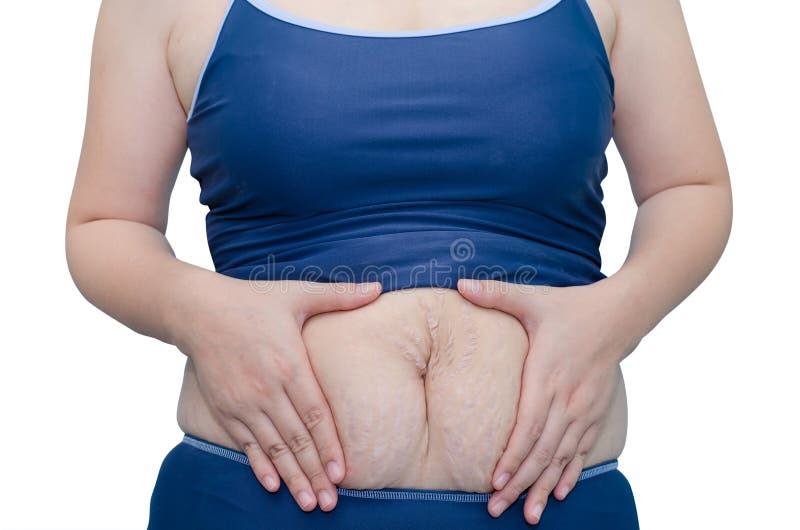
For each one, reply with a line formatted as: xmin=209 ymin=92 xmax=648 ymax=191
xmin=326 ymin=461 xmax=342 ymax=482
xmin=491 ymin=499 xmax=508 ymax=517
xmin=556 ymin=484 xmax=569 ymax=499
xmin=318 ymin=490 xmax=333 ymax=509
xmin=531 ymin=503 xmax=544 ymax=521
xmin=298 ymin=491 xmax=314 ymax=509
xmin=494 ymin=472 xmax=510 ymax=490
xmin=264 ymin=475 xmax=278 ymax=491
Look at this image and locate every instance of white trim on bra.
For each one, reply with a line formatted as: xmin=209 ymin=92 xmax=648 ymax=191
xmin=244 ymin=0 xmax=564 ymax=38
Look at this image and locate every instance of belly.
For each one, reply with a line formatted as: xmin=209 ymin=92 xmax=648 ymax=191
xmin=177 ymin=287 xmax=628 ymax=492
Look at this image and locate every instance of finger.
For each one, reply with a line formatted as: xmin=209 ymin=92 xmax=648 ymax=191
xmin=456 ymin=279 xmax=535 ymax=322
xmin=244 ymin=410 xmax=319 ymax=512
xmin=224 ymin=417 xmax=280 ymax=493
xmin=491 ymin=366 xmax=553 ymax=490
xmin=554 ymin=423 xmax=601 ymax=501
xmin=283 ymin=367 xmax=347 ymax=485
xmin=265 ymin=393 xmax=339 ymax=511
xmin=489 ymin=406 xmax=570 ymax=517
xmin=521 ymin=421 xmax=586 ymax=524
xmin=289 ymin=281 xmax=382 ymax=318
xmin=521 ymin=460 xmax=566 ymax=525
xmin=553 ymin=454 xmax=585 ymax=501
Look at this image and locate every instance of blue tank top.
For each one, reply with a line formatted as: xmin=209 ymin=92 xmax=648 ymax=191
xmin=186 ymin=0 xmax=614 ymax=292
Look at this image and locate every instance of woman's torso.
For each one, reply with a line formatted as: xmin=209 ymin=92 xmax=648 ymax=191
xmin=168 ymin=0 xmax=625 ymax=492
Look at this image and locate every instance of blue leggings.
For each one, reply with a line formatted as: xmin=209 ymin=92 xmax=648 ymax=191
xmin=148 ymin=434 xmax=639 ymax=529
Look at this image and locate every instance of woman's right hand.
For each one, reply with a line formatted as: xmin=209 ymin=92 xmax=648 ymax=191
xmin=167 ymin=272 xmax=382 ymax=512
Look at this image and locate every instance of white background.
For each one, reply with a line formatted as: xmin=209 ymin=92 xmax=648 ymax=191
xmin=1 ymin=0 xmax=798 ymax=528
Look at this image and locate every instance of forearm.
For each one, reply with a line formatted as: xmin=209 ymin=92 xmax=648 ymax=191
xmin=65 ymin=217 xmax=217 ymax=348
xmin=601 ymin=182 xmax=733 ymax=355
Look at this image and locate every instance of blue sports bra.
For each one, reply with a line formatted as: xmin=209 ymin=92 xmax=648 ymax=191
xmin=186 ymin=0 xmax=615 ymax=292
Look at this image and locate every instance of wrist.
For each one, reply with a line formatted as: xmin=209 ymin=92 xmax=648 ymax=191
xmin=593 ymin=271 xmax=650 ymax=362
xmin=158 ymin=260 xmax=218 ymax=351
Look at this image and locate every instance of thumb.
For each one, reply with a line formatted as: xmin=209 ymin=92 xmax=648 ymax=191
xmin=292 ymin=280 xmax=382 ymax=318
xmin=457 ymin=279 xmax=541 ymax=324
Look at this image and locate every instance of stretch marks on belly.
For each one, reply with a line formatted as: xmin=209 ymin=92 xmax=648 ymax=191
xmin=301 ymin=288 xmax=529 ymax=491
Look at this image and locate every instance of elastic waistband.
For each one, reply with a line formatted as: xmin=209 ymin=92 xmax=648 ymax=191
xmin=180 ymin=433 xmax=619 ymax=502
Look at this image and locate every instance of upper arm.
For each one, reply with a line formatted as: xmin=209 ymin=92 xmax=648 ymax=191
xmin=67 ymin=0 xmax=187 ymax=233
xmin=608 ymin=0 xmax=730 ymax=206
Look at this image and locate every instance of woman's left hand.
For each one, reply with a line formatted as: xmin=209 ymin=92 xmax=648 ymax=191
xmin=456 ymin=278 xmax=641 ymax=525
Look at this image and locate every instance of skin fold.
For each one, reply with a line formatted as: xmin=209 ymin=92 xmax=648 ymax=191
xmin=175 ymin=286 xmax=629 ymax=491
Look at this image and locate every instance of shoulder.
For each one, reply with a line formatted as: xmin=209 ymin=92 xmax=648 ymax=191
xmin=584 ymin=0 xmax=690 ymax=60
xmin=605 ymin=0 xmax=686 ymax=33
xmin=96 ymin=0 xmax=179 ymax=45
xmin=598 ymin=0 xmax=694 ymax=78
